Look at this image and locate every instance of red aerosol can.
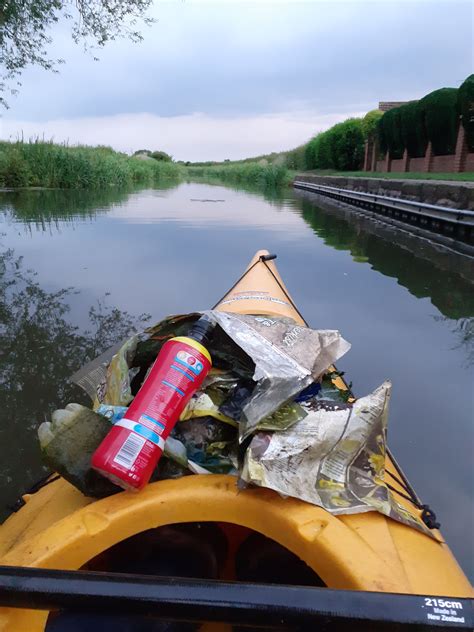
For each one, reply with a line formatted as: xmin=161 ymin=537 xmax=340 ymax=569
xmin=92 ymin=316 xmax=214 ymax=491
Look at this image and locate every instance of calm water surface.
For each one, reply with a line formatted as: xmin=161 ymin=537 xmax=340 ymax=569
xmin=1 ymin=181 xmax=473 ymax=579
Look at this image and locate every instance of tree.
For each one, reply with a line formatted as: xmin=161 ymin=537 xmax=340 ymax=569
xmin=361 ymin=109 xmax=383 ymax=140
xmin=150 ymin=150 xmax=172 ymax=162
xmin=0 ymin=0 xmax=154 ymax=107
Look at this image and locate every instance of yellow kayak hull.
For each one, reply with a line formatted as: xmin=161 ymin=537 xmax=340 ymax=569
xmin=0 ymin=250 xmax=471 ymax=630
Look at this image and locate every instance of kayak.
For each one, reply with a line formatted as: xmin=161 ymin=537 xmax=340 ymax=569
xmin=0 ymin=249 xmax=471 ymax=630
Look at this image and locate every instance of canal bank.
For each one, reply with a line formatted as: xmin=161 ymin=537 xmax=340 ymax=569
xmin=294 ymin=175 xmax=474 ymax=252
xmin=294 ymin=174 xmax=474 ymax=210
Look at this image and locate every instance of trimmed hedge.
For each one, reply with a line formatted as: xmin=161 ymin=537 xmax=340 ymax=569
xmin=377 ymin=84 xmax=462 ymax=158
xmin=458 ymin=74 xmax=474 ymax=152
xmin=419 ymin=88 xmax=459 ymax=155
xmin=399 ymin=101 xmax=427 ymax=158
xmin=380 ymin=108 xmax=404 ymax=159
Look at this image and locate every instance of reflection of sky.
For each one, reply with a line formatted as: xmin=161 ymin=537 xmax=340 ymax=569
xmin=1 ymin=181 xmax=473 ymax=579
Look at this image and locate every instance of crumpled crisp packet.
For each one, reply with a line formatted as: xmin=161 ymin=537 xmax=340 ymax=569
xmin=241 ymin=381 xmax=433 ymax=537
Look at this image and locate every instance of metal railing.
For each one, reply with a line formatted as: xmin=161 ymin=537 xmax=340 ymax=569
xmin=293 ymin=180 xmax=474 ymax=243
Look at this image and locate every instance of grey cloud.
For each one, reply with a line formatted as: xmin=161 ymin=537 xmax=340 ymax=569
xmin=4 ymin=1 xmax=472 ymax=122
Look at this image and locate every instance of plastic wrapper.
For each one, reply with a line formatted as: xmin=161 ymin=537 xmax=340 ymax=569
xmin=203 ymin=311 xmax=351 ymax=439
xmin=242 ymin=381 xmax=432 ymax=537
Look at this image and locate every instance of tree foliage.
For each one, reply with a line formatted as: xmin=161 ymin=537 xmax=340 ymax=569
xmin=304 ymin=119 xmax=364 ymax=171
xmin=377 ymin=83 xmax=462 ymax=158
xmin=458 ymin=74 xmax=474 ymax=152
xmin=398 ymin=101 xmax=427 ymax=158
xmin=361 ymin=109 xmax=383 ymax=140
xmin=150 ymin=150 xmax=173 ymax=163
xmin=0 ymin=0 xmax=154 ymax=106
xmin=380 ymin=107 xmax=404 ymax=159
xmin=419 ymin=88 xmax=459 ymax=155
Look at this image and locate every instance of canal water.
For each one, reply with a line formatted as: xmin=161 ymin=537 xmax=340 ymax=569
xmin=1 ymin=180 xmax=473 ymax=580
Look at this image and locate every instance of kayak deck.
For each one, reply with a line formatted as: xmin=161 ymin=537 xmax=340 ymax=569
xmin=0 ymin=250 xmax=471 ymax=631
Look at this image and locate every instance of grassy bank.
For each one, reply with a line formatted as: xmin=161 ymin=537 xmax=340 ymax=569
xmin=185 ymin=162 xmax=291 ymax=188
xmin=0 ymin=141 xmax=182 ymax=189
xmin=297 ymin=170 xmax=474 ymax=182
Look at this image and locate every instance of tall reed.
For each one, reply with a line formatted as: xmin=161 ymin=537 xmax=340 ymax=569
xmin=185 ymin=162 xmax=290 ymax=188
xmin=0 ymin=141 xmax=182 ymax=189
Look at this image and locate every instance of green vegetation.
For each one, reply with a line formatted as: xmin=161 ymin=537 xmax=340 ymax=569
xmin=1 ymin=1 xmax=153 ymax=107
xmin=399 ymin=101 xmax=427 ymax=158
xmin=0 ymin=141 xmax=181 ymax=189
xmin=133 ymin=149 xmax=173 ymax=162
xmin=361 ymin=109 xmax=383 ymax=140
xmin=458 ymin=75 xmax=474 ymax=152
xmin=185 ymin=162 xmax=290 ymax=188
xmin=306 ymin=118 xmax=365 ymax=170
xmin=377 ymin=84 xmax=462 ymax=158
xmin=419 ymin=88 xmax=459 ymax=155
xmin=298 ymin=170 xmax=474 ymax=182
xmin=378 ymin=107 xmax=404 ymax=159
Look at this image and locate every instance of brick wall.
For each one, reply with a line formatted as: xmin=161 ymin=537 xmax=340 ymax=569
xmin=390 ymin=158 xmax=405 ymax=171
xmin=465 ymin=154 xmax=474 ymax=171
xmin=409 ymin=157 xmax=425 ymax=172
xmin=431 ymin=155 xmax=456 ymax=173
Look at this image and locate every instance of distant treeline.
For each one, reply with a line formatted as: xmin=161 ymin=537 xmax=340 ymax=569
xmin=0 ymin=141 xmax=181 ymax=189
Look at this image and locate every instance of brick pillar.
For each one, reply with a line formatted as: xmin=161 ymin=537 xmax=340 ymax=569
xmin=371 ymin=139 xmax=378 ymax=172
xmin=363 ymin=140 xmax=372 ymax=171
xmin=454 ymin=121 xmax=468 ymax=173
xmin=402 ymin=148 xmax=410 ymax=173
xmin=424 ymin=142 xmax=433 ymax=173
xmin=384 ymin=150 xmax=391 ymax=173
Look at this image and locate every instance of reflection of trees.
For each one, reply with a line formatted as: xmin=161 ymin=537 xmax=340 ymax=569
xmin=435 ymin=317 xmax=474 ymax=368
xmin=299 ymin=198 xmax=474 ymax=321
xmin=0 ymin=247 xmax=150 ymax=519
xmin=0 ymin=182 xmax=180 ymax=228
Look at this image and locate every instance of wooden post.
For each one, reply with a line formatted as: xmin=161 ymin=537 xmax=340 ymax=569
xmin=384 ymin=151 xmax=391 ymax=173
xmin=424 ymin=142 xmax=433 ymax=173
xmin=454 ymin=119 xmax=468 ymax=173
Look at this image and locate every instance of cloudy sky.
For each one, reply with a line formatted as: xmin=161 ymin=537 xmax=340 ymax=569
xmin=0 ymin=0 xmax=472 ymax=161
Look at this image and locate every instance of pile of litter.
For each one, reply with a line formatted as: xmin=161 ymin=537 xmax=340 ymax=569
xmin=38 ymin=311 xmax=430 ymax=535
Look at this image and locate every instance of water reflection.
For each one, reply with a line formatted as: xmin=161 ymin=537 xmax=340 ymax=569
xmin=296 ymin=192 xmax=474 ymax=321
xmin=0 ymin=182 xmax=179 ymax=231
xmin=0 ymin=246 xmax=150 ymax=519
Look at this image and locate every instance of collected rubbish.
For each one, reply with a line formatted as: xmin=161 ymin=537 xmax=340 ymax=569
xmin=38 ymin=310 xmax=431 ymax=535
